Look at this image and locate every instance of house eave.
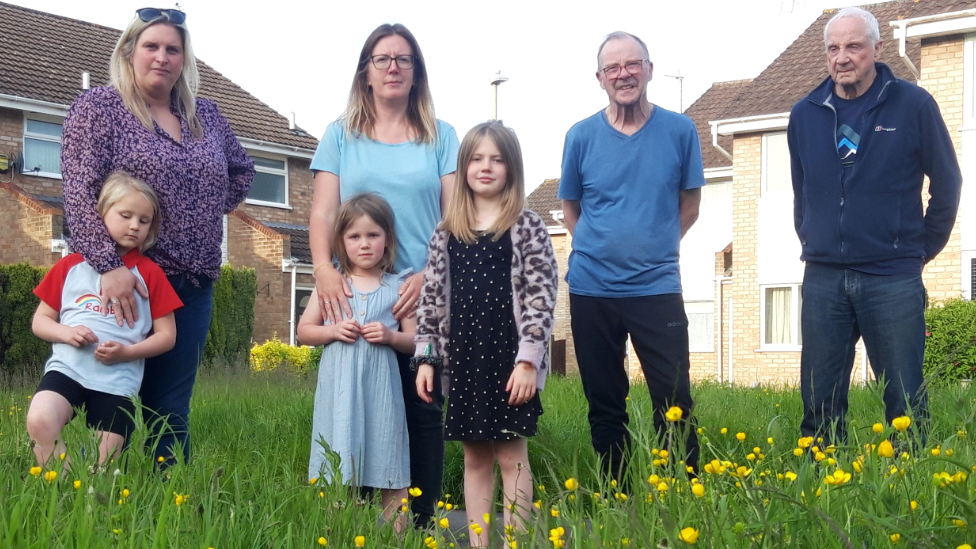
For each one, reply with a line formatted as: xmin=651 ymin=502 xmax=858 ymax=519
xmin=705 ymin=167 xmax=733 ymax=181
xmin=893 ymin=10 xmax=976 ymax=40
xmin=0 ymin=94 xmax=69 ymax=116
xmin=712 ymin=113 xmax=791 ymax=136
xmin=239 ymin=137 xmax=316 ymax=160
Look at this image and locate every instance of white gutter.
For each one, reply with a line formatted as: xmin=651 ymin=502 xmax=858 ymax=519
xmin=238 ymin=137 xmax=316 ymax=160
xmin=710 ymin=121 xmax=733 ymax=161
xmin=704 ymin=167 xmax=733 ymax=181
xmin=710 ymin=113 xmax=791 ymax=162
xmin=50 ymin=238 xmax=69 ymax=257
xmin=891 ymin=10 xmax=976 ymax=83
xmin=288 ymin=260 xmax=298 ymax=345
xmin=0 ymin=94 xmax=69 ymax=117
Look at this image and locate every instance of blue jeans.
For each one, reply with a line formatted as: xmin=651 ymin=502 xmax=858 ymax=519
xmin=799 ymin=263 xmax=928 ymax=444
xmin=140 ymin=273 xmax=214 ymax=466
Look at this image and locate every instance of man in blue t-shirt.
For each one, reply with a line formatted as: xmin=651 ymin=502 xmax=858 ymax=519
xmin=559 ymin=31 xmax=705 ymax=479
xmin=787 ymin=7 xmax=961 ymax=445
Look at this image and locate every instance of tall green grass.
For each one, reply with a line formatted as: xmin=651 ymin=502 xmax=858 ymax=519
xmin=2 ymin=370 xmax=976 ymax=547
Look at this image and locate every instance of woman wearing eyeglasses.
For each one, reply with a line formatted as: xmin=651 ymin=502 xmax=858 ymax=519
xmin=307 ymin=23 xmax=458 ymax=527
xmin=60 ymin=8 xmax=254 ymax=467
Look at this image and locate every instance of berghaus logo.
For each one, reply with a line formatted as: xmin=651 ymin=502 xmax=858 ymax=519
xmin=875 ymin=126 xmax=896 ymax=132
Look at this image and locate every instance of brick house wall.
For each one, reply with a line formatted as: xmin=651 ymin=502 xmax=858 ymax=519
xmin=550 ymin=231 xmax=577 ymax=375
xmin=227 ymin=210 xmax=290 ymax=343
xmin=920 ymin=36 xmax=965 ymax=302
xmin=0 ymin=183 xmax=62 ymax=265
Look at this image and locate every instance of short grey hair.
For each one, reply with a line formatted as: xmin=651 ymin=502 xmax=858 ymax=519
xmin=824 ymin=7 xmax=880 ymax=48
xmin=597 ymin=31 xmax=650 ymax=69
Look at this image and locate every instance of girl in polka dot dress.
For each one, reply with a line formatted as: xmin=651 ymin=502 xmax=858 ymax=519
xmin=299 ymin=193 xmax=416 ymax=532
xmin=413 ymin=121 xmax=558 ymax=546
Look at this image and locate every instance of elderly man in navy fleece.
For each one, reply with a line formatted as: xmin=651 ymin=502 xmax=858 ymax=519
xmin=787 ymin=7 xmax=961 ymax=445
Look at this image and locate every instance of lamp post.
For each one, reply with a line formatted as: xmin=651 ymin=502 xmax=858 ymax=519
xmin=665 ymin=74 xmax=684 ymax=112
xmin=490 ymin=70 xmax=509 ymax=120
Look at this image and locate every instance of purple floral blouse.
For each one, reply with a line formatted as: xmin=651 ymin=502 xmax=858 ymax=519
xmin=61 ymin=86 xmax=255 ymax=281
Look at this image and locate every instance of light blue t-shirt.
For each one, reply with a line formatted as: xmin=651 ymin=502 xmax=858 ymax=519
xmin=311 ymin=120 xmax=460 ymax=273
xmin=558 ymin=108 xmax=705 ymax=297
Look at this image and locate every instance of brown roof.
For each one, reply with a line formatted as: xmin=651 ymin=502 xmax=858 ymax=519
xmin=526 ymin=178 xmax=562 ymax=227
xmin=0 ymin=1 xmax=318 ymax=150
xmin=267 ymin=222 xmax=312 ymax=264
xmin=683 ymin=79 xmax=752 ymax=170
xmin=719 ymin=0 xmax=976 ymax=121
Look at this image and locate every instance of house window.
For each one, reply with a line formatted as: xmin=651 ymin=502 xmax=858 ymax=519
xmin=685 ymin=301 xmax=714 ymax=352
xmin=761 ymin=284 xmax=802 ymax=348
xmin=294 ymin=287 xmax=313 ymax=343
xmin=762 ymin=131 xmax=791 ymax=195
xmin=247 ymin=155 xmax=288 ymax=206
xmin=23 ymin=115 xmax=63 ymax=177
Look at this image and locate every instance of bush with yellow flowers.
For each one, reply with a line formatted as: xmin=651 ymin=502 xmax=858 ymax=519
xmin=249 ymin=334 xmax=321 ymax=374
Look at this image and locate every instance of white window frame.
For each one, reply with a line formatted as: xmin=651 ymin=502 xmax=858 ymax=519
xmin=23 ymin=113 xmax=64 ymax=179
xmin=685 ymin=301 xmax=715 ymax=353
xmin=293 ymin=285 xmax=315 ymax=344
xmin=245 ymin=154 xmax=290 ymax=208
xmin=759 ymin=283 xmax=802 ymax=351
xmin=761 ymin=131 xmax=791 ymax=195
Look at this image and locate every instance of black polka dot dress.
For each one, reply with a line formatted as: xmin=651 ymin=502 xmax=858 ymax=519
xmin=445 ymin=231 xmax=542 ymax=441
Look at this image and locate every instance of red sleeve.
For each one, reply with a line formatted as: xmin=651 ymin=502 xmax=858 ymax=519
xmin=136 ymin=257 xmax=184 ymax=319
xmin=33 ymin=254 xmax=86 ymax=312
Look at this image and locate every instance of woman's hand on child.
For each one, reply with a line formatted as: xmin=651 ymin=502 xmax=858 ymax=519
xmin=331 ymin=319 xmax=361 ymax=343
xmin=416 ymin=364 xmax=435 ymax=404
xmin=101 ymin=266 xmax=148 ymax=329
xmin=61 ymin=324 xmax=98 ymax=347
xmin=315 ymin=264 xmax=353 ymax=325
xmin=393 ymin=272 xmax=425 ymax=321
xmin=94 ymin=340 xmax=129 ymax=365
xmin=506 ymin=362 xmax=537 ymax=406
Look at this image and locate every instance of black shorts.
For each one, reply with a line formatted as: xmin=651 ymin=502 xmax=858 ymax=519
xmin=35 ymin=371 xmax=136 ymax=438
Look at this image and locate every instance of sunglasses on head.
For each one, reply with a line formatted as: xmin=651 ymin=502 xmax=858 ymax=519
xmin=136 ymin=8 xmax=186 ymax=25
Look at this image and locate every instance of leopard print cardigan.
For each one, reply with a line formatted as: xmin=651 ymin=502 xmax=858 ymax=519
xmin=414 ymin=209 xmax=558 ymax=397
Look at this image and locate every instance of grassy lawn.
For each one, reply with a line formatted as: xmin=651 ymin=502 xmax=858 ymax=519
xmin=2 ymin=368 xmax=975 ymax=548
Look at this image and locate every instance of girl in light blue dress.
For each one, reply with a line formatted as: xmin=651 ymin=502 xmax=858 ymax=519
xmin=298 ymin=193 xmax=415 ymax=530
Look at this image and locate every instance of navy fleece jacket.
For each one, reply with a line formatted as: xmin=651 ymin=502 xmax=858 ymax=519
xmin=787 ymin=63 xmax=961 ymax=265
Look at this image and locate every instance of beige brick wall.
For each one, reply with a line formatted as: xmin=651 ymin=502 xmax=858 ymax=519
xmin=550 ymin=232 xmax=577 ymax=375
xmin=227 ymin=213 xmax=289 ymax=344
xmin=920 ymin=37 xmax=964 ymax=302
xmin=0 ymin=184 xmax=62 ymax=266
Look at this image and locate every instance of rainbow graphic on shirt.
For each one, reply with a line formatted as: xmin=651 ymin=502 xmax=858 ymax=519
xmin=75 ymin=294 xmax=101 ymax=308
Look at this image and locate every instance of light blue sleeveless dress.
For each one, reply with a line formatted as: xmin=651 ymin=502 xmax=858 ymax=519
xmin=308 ymin=270 xmax=411 ymax=489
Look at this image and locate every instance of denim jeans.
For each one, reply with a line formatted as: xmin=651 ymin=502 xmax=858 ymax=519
xmin=570 ymin=293 xmax=699 ymax=479
xmin=396 ymin=352 xmax=444 ymax=526
xmin=140 ymin=273 xmax=214 ymax=466
xmin=799 ymin=263 xmax=928 ymax=444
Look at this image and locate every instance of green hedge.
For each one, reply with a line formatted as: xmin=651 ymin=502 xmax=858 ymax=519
xmin=203 ymin=264 xmax=256 ymax=367
xmin=0 ymin=263 xmax=49 ymax=375
xmin=924 ymin=298 xmax=976 ymax=384
xmin=0 ymin=262 xmax=256 ymax=374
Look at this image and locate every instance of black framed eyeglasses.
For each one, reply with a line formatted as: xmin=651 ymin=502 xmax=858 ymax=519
xmin=369 ymin=55 xmax=416 ymax=70
xmin=136 ymin=8 xmax=186 ymax=25
xmin=601 ymin=60 xmax=647 ymax=78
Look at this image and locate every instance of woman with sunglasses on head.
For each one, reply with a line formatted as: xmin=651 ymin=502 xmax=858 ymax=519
xmin=308 ymin=23 xmax=459 ymax=527
xmin=60 ymin=8 xmax=254 ymax=468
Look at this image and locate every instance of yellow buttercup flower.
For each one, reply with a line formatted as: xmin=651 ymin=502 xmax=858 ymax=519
xmin=317 ymin=537 xmax=328 ymax=546
xmin=73 ymin=480 xmax=82 ymax=490
xmin=797 ymin=436 xmax=814 ymax=449
xmin=665 ymin=406 xmax=683 ymax=421
xmin=910 ymin=500 xmax=918 ymax=511
xmin=891 ymin=416 xmax=911 ymax=431
xmin=878 ymin=440 xmax=895 ymax=458
xmin=483 ymin=513 xmax=491 ymax=524
xmin=439 ymin=517 xmax=450 ymax=529
xmin=564 ymin=478 xmax=578 ymax=491
xmin=957 ymin=545 xmax=972 ymax=549
xmin=354 ymin=535 xmax=365 ymax=547
xmin=445 ymin=503 xmax=454 ymax=511
xmin=793 ymin=448 xmax=804 ymax=457
xmin=409 ymin=487 xmax=423 ymax=497
xmin=720 ymin=428 xmax=728 ymax=435
xmin=736 ymin=432 xmax=746 ymax=441
xmin=29 ymin=466 xmax=41 ymax=476
xmin=44 ymin=470 xmax=57 ymax=482
xmin=550 ymin=508 xmax=559 ymax=517
xmin=873 ymin=423 xmax=884 ymax=434
xmin=678 ymin=527 xmax=700 ymax=544
xmin=174 ymin=493 xmax=188 ymax=506
xmin=691 ymin=483 xmax=705 ymax=497
xmin=824 ymin=469 xmax=852 ymax=485
xmin=953 ymin=519 xmax=967 ymax=528
xmin=785 ymin=471 xmax=797 ymax=481
xmin=890 ymin=533 xmax=900 ymax=543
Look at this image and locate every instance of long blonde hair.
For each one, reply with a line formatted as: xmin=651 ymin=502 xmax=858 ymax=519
xmin=97 ymin=171 xmax=162 ymax=252
xmin=442 ymin=121 xmax=525 ymax=244
xmin=110 ymin=15 xmax=202 ymax=138
xmin=343 ymin=23 xmax=437 ymax=144
xmin=332 ymin=193 xmax=398 ymax=276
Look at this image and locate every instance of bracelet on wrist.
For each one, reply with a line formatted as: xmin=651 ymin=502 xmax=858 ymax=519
xmin=409 ymin=355 xmax=443 ymax=372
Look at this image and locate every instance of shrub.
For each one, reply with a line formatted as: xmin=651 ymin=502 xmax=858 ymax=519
xmin=250 ymin=334 xmax=320 ymax=374
xmin=0 ymin=263 xmax=48 ymax=376
xmin=924 ymin=298 xmax=976 ymax=384
xmin=204 ymin=265 xmax=257 ymax=367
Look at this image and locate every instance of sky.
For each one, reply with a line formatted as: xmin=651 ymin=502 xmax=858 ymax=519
xmin=14 ymin=0 xmax=886 ymax=193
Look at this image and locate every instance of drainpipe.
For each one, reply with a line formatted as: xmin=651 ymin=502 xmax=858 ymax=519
xmin=710 ymin=121 xmax=733 ymax=161
xmin=728 ymin=293 xmax=734 ymax=386
xmin=891 ymin=10 xmax=976 ymax=85
xmin=861 ymin=340 xmax=869 ymax=383
xmin=288 ymin=260 xmax=298 ymax=345
xmin=714 ymin=275 xmax=732 ymax=383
